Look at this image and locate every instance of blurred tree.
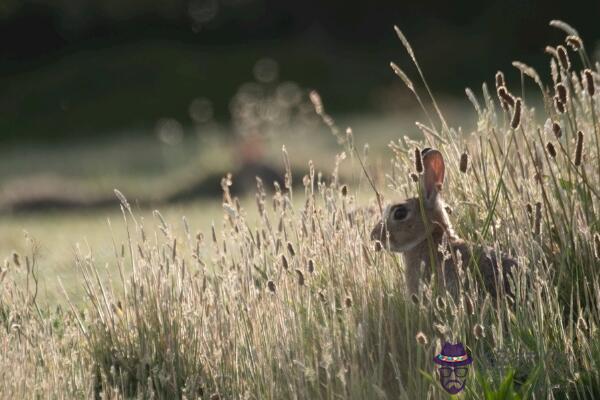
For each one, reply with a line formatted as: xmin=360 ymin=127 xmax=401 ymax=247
xmin=0 ymin=0 xmax=599 ymax=142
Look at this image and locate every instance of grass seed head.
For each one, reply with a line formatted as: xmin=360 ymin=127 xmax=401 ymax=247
xmin=495 ymin=71 xmax=505 ymax=89
xmin=307 ymin=259 xmax=315 ymax=273
xmin=511 ymin=98 xmax=522 ymax=129
xmin=464 ymin=294 xmax=474 ymax=315
xmin=267 ymin=280 xmax=276 ymax=293
xmin=309 ymin=90 xmax=323 ymax=114
xmin=281 ymin=254 xmax=289 ymax=270
xmin=459 ymin=152 xmax=469 ymax=173
xmin=341 ymin=184 xmax=348 ymax=197
xmin=287 ymin=242 xmax=296 ymax=257
xmin=556 ymin=83 xmax=568 ymax=105
xmin=565 ymin=35 xmax=583 ymax=51
xmin=416 ymin=331 xmax=428 ymax=346
xmin=295 ymin=269 xmax=305 ymax=286
xmin=318 ymin=290 xmax=327 ymax=302
xmin=577 ymin=315 xmax=588 ymax=332
xmin=574 ymin=130 xmax=584 ymax=166
xmin=497 ymin=86 xmax=515 ymax=107
xmin=436 ymin=296 xmax=446 ymax=311
xmin=411 ymin=293 xmax=419 ymax=305
xmin=345 ymin=296 xmax=353 ymax=308
xmin=552 ymin=121 xmax=562 ymax=138
xmin=410 ymin=172 xmax=419 ymax=182
xmin=584 ymin=69 xmax=595 ymax=96
xmin=554 ymin=96 xmax=566 ymax=114
xmin=545 ymin=45 xmax=558 ymax=57
xmin=473 ymin=324 xmax=485 ymax=339
xmin=302 ymin=175 xmax=310 ymax=188
xmin=12 ymin=251 xmax=21 ymax=267
xmin=255 ymin=194 xmax=265 ymax=216
xmin=546 ymin=142 xmax=557 ymax=158
xmin=211 ymin=224 xmax=217 ymax=244
xmin=414 ymin=147 xmax=423 ymax=173
xmin=362 ymin=244 xmax=372 ymax=266
xmin=556 ymin=45 xmax=571 ymax=70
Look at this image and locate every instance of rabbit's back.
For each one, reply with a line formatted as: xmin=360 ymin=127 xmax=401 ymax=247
xmin=439 ymin=240 xmax=517 ymax=298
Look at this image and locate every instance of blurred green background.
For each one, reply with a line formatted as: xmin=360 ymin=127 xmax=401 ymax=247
xmin=1 ymin=0 xmax=599 ymax=143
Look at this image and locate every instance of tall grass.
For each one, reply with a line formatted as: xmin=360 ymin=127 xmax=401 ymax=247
xmin=1 ymin=20 xmax=599 ymax=399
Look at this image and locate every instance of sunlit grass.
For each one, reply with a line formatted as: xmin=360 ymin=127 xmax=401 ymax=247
xmin=1 ymin=20 xmax=599 ymax=399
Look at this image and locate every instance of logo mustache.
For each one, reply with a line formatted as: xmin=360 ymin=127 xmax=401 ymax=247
xmin=444 ymin=380 xmax=463 ymax=388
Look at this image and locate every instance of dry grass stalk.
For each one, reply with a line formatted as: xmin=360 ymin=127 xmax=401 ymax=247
xmin=534 ymin=201 xmax=542 ymax=236
xmin=550 ymin=20 xmax=579 ymax=36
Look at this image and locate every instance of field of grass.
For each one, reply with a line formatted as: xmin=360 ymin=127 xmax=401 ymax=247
xmin=0 ymin=105 xmax=478 ymax=302
xmin=1 ymin=20 xmax=600 ymax=399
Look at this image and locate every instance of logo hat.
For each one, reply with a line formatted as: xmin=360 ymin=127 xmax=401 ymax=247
xmin=433 ymin=342 xmax=473 ymax=367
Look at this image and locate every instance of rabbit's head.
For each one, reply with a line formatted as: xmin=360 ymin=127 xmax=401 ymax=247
xmin=371 ymin=149 xmax=453 ymax=252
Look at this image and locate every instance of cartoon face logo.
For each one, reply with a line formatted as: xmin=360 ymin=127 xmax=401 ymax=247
xmin=433 ymin=342 xmax=472 ymax=394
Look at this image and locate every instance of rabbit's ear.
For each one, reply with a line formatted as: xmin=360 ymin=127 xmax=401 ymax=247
xmin=422 ymin=149 xmax=445 ymax=204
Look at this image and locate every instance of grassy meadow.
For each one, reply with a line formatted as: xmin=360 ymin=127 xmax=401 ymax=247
xmin=1 ymin=20 xmax=600 ymax=399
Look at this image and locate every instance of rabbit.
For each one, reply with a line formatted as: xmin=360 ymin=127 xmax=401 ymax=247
xmin=370 ymin=148 xmax=517 ymax=300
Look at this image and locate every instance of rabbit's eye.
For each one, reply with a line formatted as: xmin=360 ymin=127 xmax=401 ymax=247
xmin=393 ymin=206 xmax=408 ymax=220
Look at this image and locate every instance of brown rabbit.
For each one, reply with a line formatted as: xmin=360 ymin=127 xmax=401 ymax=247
xmin=370 ymin=148 xmax=517 ymax=299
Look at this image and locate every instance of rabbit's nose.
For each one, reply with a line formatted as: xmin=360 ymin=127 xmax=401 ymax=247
xmin=370 ymin=221 xmax=384 ymax=241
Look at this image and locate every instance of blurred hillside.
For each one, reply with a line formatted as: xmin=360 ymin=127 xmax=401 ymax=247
xmin=1 ymin=0 xmax=599 ymax=143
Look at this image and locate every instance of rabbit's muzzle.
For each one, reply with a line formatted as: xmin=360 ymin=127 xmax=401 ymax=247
xmin=370 ymin=220 xmax=387 ymax=250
